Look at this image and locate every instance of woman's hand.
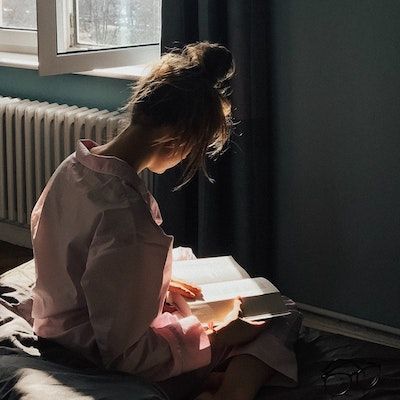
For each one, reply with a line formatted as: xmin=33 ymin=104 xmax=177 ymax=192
xmin=169 ymin=278 xmax=202 ymax=299
xmin=170 ymin=247 xmax=199 ymax=298
xmin=208 ymin=298 xmax=267 ymax=347
xmin=172 ymin=246 xmax=197 ymax=261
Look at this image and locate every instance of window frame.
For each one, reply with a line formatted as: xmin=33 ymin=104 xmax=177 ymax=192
xmin=0 ymin=28 xmax=37 ymax=54
xmin=37 ymin=0 xmax=160 ymax=76
xmin=0 ymin=0 xmax=161 ymax=76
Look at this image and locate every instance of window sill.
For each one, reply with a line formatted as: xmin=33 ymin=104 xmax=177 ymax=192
xmin=78 ymin=64 xmax=150 ymax=80
xmin=0 ymin=52 xmax=38 ymax=69
xmin=0 ymin=51 xmax=149 ymax=80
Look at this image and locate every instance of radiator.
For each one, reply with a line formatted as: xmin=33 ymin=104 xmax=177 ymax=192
xmin=0 ymin=96 xmax=152 ymax=248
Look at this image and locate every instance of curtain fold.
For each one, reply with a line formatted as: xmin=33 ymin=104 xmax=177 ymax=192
xmin=155 ymin=0 xmax=274 ymax=277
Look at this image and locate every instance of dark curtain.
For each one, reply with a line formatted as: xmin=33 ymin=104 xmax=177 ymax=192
xmin=154 ymin=0 xmax=274 ymax=277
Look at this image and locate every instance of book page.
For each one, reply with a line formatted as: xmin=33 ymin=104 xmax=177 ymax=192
xmin=240 ymin=293 xmax=290 ymax=321
xmin=196 ymin=277 xmax=279 ymax=302
xmin=172 ymin=256 xmax=250 ymax=285
xmin=189 ymin=299 xmax=236 ymax=325
xmin=188 ymin=294 xmax=289 ymax=325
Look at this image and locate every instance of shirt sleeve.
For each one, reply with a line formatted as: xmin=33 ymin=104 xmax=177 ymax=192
xmin=80 ymin=205 xmax=211 ymax=381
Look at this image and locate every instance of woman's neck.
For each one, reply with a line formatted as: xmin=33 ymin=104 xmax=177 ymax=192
xmin=90 ymin=125 xmax=154 ymax=174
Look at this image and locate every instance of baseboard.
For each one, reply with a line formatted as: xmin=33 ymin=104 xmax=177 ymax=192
xmin=297 ymin=302 xmax=400 ymax=349
xmin=0 ymin=221 xmax=32 ymax=248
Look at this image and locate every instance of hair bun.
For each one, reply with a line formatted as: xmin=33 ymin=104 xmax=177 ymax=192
xmin=183 ymin=42 xmax=234 ymax=85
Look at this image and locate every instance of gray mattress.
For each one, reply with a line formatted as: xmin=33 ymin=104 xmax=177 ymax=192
xmin=1 ymin=260 xmax=400 ymax=400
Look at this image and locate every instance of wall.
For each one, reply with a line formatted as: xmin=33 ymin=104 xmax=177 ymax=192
xmin=272 ymin=0 xmax=400 ymax=328
xmin=0 ymin=67 xmax=131 ymax=111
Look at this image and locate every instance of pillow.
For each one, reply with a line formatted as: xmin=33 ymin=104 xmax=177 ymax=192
xmin=0 ymin=348 xmax=168 ymax=400
xmin=0 ymin=259 xmax=35 ymax=325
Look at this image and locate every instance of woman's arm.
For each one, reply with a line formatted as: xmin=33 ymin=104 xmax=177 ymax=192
xmin=81 ymin=207 xmax=211 ymax=381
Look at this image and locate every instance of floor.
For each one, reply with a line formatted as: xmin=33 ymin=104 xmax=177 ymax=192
xmin=0 ymin=241 xmax=33 ymax=275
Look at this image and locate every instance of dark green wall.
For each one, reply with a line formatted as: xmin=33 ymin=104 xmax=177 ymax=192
xmin=272 ymin=0 xmax=400 ymax=328
xmin=0 ymin=67 xmax=131 ymax=111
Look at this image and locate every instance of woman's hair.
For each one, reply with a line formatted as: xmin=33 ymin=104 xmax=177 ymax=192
xmin=124 ymin=41 xmax=235 ymax=188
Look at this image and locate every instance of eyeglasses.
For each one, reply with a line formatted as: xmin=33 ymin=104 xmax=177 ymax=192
xmin=321 ymin=359 xmax=381 ymax=396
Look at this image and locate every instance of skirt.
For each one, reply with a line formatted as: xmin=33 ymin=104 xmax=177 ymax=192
xmin=157 ymin=297 xmax=303 ymax=400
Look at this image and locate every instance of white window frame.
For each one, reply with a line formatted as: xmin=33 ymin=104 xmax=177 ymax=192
xmin=0 ymin=0 xmax=37 ymax=54
xmin=37 ymin=0 xmax=160 ymax=76
xmin=0 ymin=29 xmax=37 ymax=54
xmin=0 ymin=0 xmax=161 ymax=76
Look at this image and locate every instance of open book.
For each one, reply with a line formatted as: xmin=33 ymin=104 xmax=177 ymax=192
xmin=171 ymin=256 xmax=290 ymax=326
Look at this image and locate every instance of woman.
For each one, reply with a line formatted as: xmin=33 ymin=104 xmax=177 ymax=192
xmin=31 ymin=42 xmax=301 ymax=400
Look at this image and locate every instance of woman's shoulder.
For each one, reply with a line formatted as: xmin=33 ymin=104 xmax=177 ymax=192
xmin=38 ymin=153 xmax=158 ymax=232
xmin=52 ymin=154 xmax=143 ymax=206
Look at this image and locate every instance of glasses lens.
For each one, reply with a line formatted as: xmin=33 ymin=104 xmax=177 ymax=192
xmin=325 ymin=373 xmax=351 ymax=396
xmin=358 ymin=365 xmax=380 ymax=389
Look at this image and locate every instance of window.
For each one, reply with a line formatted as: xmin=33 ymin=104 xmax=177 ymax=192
xmin=0 ymin=0 xmax=161 ymax=75
xmin=0 ymin=0 xmax=37 ymax=53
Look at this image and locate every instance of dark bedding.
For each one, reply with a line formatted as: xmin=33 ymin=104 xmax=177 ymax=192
xmin=1 ymin=261 xmax=400 ymax=400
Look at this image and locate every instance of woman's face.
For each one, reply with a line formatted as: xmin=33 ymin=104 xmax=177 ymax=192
xmin=148 ymin=144 xmax=190 ymax=174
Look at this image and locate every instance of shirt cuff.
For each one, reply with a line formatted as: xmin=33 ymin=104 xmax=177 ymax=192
xmin=155 ymin=314 xmax=211 ymax=377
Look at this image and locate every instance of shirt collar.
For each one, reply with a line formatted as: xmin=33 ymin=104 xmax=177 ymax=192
xmin=75 ymin=139 xmax=148 ymax=197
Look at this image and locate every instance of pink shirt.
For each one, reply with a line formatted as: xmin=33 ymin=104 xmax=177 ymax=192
xmin=31 ymin=139 xmax=211 ymax=381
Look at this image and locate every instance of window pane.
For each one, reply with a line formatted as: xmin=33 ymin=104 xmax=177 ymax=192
xmin=76 ymin=0 xmax=161 ymax=49
xmin=0 ymin=0 xmax=36 ymax=30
